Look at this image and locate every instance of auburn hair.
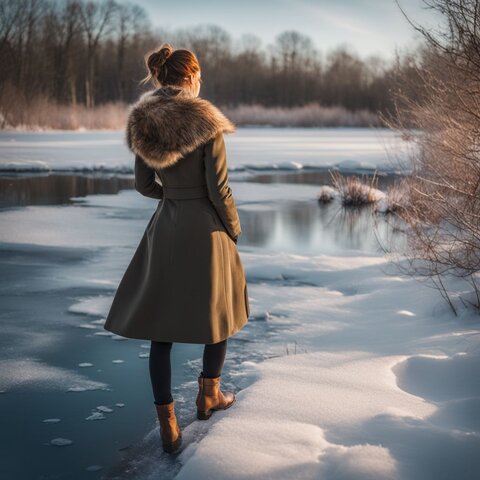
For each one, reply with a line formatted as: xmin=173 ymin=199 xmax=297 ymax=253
xmin=141 ymin=43 xmax=200 ymax=87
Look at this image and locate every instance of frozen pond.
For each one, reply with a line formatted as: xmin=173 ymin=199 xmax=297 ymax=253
xmin=0 ymin=129 xmax=405 ymax=479
xmin=0 ymin=127 xmax=409 ymax=173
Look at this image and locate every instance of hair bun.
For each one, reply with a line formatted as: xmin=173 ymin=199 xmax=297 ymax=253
xmin=156 ymin=43 xmax=173 ymax=66
xmin=147 ymin=43 xmax=173 ymax=73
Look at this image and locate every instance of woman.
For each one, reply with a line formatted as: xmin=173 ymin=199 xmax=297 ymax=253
xmin=103 ymin=43 xmax=250 ymax=454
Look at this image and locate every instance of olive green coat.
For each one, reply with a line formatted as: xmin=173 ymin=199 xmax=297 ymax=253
xmin=103 ymin=86 xmax=249 ymax=344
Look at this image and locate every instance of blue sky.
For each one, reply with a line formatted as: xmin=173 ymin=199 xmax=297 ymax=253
xmin=136 ymin=0 xmax=440 ymax=59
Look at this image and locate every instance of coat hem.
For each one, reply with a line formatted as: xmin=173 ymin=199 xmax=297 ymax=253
xmin=103 ymin=316 xmax=248 ymax=345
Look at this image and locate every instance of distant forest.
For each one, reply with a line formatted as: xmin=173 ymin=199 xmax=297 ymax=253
xmin=0 ymin=0 xmax=421 ymax=128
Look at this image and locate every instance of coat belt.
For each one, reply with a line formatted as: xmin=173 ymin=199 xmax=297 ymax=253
xmin=163 ymin=184 xmax=209 ymax=199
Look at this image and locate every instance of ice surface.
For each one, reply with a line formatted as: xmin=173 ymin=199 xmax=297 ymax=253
xmin=0 ymin=128 xmax=409 ymax=174
xmin=0 ymin=358 xmax=109 ymax=392
xmin=0 ymin=130 xmax=476 ymax=479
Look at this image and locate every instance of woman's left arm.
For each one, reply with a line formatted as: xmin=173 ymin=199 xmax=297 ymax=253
xmin=134 ymin=154 xmax=164 ymax=199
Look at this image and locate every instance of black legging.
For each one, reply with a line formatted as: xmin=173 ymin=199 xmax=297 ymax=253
xmin=149 ymin=339 xmax=228 ymax=405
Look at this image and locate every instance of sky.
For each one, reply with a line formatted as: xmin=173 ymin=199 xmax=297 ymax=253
xmin=136 ymin=0 xmax=441 ymax=59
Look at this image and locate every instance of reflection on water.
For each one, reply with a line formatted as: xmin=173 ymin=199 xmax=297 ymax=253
xmin=249 ymin=170 xmax=401 ymax=190
xmin=0 ymin=174 xmax=133 ymax=207
xmin=240 ymin=200 xmax=404 ymax=254
xmin=0 ymin=172 xmax=404 ymax=254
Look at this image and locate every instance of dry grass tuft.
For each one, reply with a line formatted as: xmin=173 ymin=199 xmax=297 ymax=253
xmin=329 ymin=170 xmax=385 ymax=206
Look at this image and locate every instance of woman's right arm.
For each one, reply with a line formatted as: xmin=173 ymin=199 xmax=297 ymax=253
xmin=203 ymin=132 xmax=241 ymax=241
xmin=134 ymin=154 xmax=164 ymax=199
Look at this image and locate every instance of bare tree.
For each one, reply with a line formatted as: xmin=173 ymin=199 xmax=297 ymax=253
xmin=115 ymin=2 xmax=147 ymax=101
xmin=79 ymin=0 xmax=116 ymax=108
xmin=388 ymin=0 xmax=480 ymax=311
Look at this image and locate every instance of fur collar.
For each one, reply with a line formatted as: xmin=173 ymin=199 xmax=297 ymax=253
xmin=126 ymin=86 xmax=236 ymax=169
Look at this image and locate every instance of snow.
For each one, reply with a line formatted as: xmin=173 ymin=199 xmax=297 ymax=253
xmin=0 ymin=128 xmax=409 ymax=174
xmin=0 ymin=128 xmax=477 ymax=478
xmin=317 ymin=185 xmax=339 ymax=202
xmin=171 ymin=249 xmax=480 ymax=480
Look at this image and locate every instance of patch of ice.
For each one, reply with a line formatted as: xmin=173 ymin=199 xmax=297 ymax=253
xmin=77 ymin=324 xmax=98 ymax=330
xmin=78 ymin=363 xmax=93 ymax=368
xmin=0 ymin=358 xmax=108 ymax=392
xmin=111 ymin=335 xmax=127 ymax=341
xmin=93 ymin=331 xmax=115 ymax=337
xmin=67 ymin=384 xmax=110 ymax=393
xmin=96 ymin=406 xmax=113 ymax=413
xmin=112 ymin=359 xmax=124 ymax=364
xmin=85 ymin=465 xmax=103 ymax=472
xmin=90 ymin=318 xmax=106 ymax=325
xmin=115 ymin=403 xmax=125 ymax=408
xmin=43 ymin=418 xmax=61 ymax=424
xmin=50 ymin=438 xmax=73 ymax=446
xmin=69 ymin=296 xmax=112 ymax=317
xmin=85 ymin=412 xmax=106 ymax=421
xmin=138 ymin=352 xmax=150 ymax=359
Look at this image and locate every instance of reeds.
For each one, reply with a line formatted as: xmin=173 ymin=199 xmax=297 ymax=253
xmin=329 ymin=170 xmax=385 ymax=206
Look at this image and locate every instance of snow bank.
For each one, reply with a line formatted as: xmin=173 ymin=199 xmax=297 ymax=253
xmin=175 ymin=352 xmax=431 ymax=480
xmin=170 ymin=249 xmax=480 ymax=480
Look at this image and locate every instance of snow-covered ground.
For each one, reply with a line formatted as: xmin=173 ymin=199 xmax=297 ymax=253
xmin=0 ymin=128 xmax=408 ymax=173
xmin=0 ymin=129 xmax=478 ymax=479
xmin=171 ymin=250 xmax=480 ymax=480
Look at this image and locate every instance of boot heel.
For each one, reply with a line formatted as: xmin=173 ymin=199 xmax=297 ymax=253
xmin=163 ymin=435 xmax=182 ymax=453
xmin=197 ymin=409 xmax=212 ymax=420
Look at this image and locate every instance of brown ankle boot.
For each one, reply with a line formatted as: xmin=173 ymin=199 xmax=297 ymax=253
xmin=154 ymin=400 xmax=182 ymax=453
xmin=196 ymin=372 xmax=236 ymax=420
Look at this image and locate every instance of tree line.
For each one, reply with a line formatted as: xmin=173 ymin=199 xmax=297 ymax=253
xmin=0 ymin=0 xmax=414 ymax=117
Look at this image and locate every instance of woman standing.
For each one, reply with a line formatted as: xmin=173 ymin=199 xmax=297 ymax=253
xmin=103 ymin=43 xmax=250 ymax=454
